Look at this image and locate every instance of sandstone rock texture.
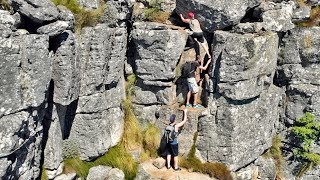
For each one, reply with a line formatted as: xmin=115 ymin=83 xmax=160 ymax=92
xmin=176 ymin=0 xmax=262 ymax=32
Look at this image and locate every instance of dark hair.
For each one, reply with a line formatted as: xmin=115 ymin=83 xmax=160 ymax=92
xmin=170 ymin=114 xmax=176 ymax=123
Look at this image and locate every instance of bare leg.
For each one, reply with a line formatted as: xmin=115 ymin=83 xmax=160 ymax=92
xmin=173 ymin=156 xmax=179 ymax=169
xmin=193 ymin=92 xmax=198 ymax=105
xmin=186 ymin=91 xmax=191 ymax=105
xmin=167 ymin=154 xmax=171 ymax=168
xmin=200 ymin=42 xmax=211 ymax=58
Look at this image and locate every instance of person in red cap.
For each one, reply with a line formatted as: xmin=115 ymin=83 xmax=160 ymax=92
xmin=180 ymin=12 xmax=211 ymax=59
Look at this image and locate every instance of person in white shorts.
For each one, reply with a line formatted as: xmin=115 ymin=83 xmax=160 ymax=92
xmin=186 ymin=55 xmax=211 ymax=108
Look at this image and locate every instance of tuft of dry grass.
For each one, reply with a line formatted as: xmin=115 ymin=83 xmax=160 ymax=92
xmin=0 ymin=0 xmax=10 ymax=10
xmin=296 ymin=6 xmax=320 ymax=27
xmin=142 ymin=123 xmax=160 ymax=158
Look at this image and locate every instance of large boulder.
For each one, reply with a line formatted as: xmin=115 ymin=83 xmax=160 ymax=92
xmin=176 ymin=0 xmax=262 ymax=32
xmin=277 ymin=27 xmax=320 ymax=122
xmin=37 ymin=21 xmax=69 ymax=37
xmin=131 ymin=22 xmax=187 ymax=85
xmin=0 ymin=34 xmax=51 ymax=117
xmin=9 ymin=0 xmax=59 ymax=24
xmin=87 ymin=165 xmax=125 ymax=180
xmin=68 ymin=24 xmax=127 ymax=160
xmin=197 ymin=85 xmax=284 ymax=171
xmin=52 ymin=31 xmax=80 ymax=106
xmin=212 ymin=30 xmax=279 ymax=100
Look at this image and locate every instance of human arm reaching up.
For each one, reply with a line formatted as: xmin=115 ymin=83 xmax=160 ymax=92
xmin=180 ymin=14 xmax=191 ymax=23
xmin=198 ymin=58 xmax=212 ymax=71
xmin=176 ymin=109 xmax=188 ymax=128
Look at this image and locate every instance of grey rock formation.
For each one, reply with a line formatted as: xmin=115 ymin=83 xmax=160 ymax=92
xmin=10 ymin=0 xmax=59 ymax=24
xmin=131 ymin=22 xmax=187 ymax=84
xmin=43 ymin=104 xmax=63 ymax=178
xmin=0 ymin=34 xmax=51 ymax=117
xmin=68 ymin=24 xmax=127 ymax=160
xmin=0 ymin=10 xmax=19 ymax=37
xmin=176 ymin=0 xmax=262 ymax=32
xmin=37 ymin=21 xmax=69 ymax=37
xmin=197 ymin=85 xmax=284 ymax=171
xmin=57 ymin=5 xmax=75 ymax=30
xmin=52 ymin=31 xmax=80 ymax=105
xmin=212 ymin=30 xmax=279 ymax=100
xmin=255 ymin=1 xmax=295 ymax=32
xmin=152 ymin=157 xmax=166 ymax=169
xmin=0 ymin=107 xmax=45 ymax=179
xmin=78 ymin=0 xmax=100 ymax=9
xmin=277 ymin=27 xmax=320 ymax=123
xmin=254 ymin=157 xmax=276 ymax=180
xmin=292 ymin=5 xmax=311 ymax=22
xmin=87 ymin=165 xmax=125 ymax=180
xmin=54 ymin=173 xmax=76 ymax=180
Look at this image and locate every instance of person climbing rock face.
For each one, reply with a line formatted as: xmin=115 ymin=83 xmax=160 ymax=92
xmin=165 ymin=108 xmax=188 ymax=171
xmin=180 ymin=12 xmax=211 ymax=59
xmin=186 ymin=55 xmax=211 ymax=108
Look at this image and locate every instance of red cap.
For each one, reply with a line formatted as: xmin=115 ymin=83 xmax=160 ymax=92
xmin=188 ymin=12 xmax=194 ymax=18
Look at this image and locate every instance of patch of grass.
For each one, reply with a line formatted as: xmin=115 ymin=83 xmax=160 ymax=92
xmin=179 ymin=132 xmax=233 ymax=180
xmin=263 ymin=135 xmax=285 ymax=179
xmin=121 ymin=99 xmax=143 ymax=150
xmin=63 ymin=145 xmax=138 ymax=180
xmin=142 ymin=123 xmax=160 ymax=158
xmin=143 ymin=0 xmax=170 ymax=23
xmin=296 ymin=6 xmax=320 ymax=27
xmin=0 ymin=0 xmax=10 ymax=10
xmin=40 ymin=166 xmax=49 ymax=180
xmin=51 ymin=0 xmax=106 ymax=33
xmin=296 ymin=0 xmax=307 ymax=7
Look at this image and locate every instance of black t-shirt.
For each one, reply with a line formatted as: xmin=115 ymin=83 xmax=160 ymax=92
xmin=188 ymin=61 xmax=200 ymax=78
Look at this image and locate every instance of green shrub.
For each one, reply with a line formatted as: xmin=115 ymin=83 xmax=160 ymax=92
xmin=51 ymin=0 xmax=106 ymax=32
xmin=142 ymin=123 xmax=160 ymax=158
xmin=63 ymin=145 xmax=138 ymax=180
xmin=291 ymin=112 xmax=320 ymax=177
xmin=143 ymin=0 xmax=170 ymax=23
xmin=40 ymin=166 xmax=49 ymax=180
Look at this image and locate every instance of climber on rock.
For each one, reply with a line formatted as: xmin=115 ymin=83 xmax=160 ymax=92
xmin=180 ymin=12 xmax=211 ymax=59
xmin=165 ymin=108 xmax=188 ymax=171
xmin=186 ymin=55 xmax=211 ymax=108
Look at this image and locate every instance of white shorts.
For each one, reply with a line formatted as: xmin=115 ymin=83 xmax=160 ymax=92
xmin=187 ymin=77 xmax=199 ymax=94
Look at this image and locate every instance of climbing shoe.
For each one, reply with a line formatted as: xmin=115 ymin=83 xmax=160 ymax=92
xmin=174 ymin=167 xmax=181 ymax=171
xmin=167 ymin=165 xmax=171 ymax=169
xmin=186 ymin=104 xmax=192 ymax=108
xmin=193 ymin=104 xmax=203 ymax=108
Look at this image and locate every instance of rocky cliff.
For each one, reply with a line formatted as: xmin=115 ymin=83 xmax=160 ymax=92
xmin=0 ymin=0 xmax=320 ymax=179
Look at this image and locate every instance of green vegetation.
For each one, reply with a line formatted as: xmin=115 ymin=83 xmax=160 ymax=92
xmin=291 ymin=112 xmax=320 ymax=177
xmin=40 ymin=166 xmax=49 ymax=180
xmin=142 ymin=123 xmax=160 ymax=158
xmin=143 ymin=0 xmax=170 ymax=23
xmin=296 ymin=5 xmax=320 ymax=27
xmin=263 ymin=135 xmax=285 ymax=179
xmin=51 ymin=0 xmax=106 ymax=32
xmin=179 ymin=132 xmax=233 ymax=180
xmin=0 ymin=0 xmax=10 ymax=10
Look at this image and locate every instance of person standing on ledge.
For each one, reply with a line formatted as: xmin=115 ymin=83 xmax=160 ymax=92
xmin=186 ymin=55 xmax=211 ymax=108
xmin=180 ymin=12 xmax=211 ymax=59
xmin=166 ymin=108 xmax=188 ymax=171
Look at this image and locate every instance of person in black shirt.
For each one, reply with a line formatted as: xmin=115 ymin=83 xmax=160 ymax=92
xmin=186 ymin=55 xmax=211 ymax=108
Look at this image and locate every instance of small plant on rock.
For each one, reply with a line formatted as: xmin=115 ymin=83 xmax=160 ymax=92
xmin=0 ymin=0 xmax=10 ymax=10
xmin=291 ymin=112 xmax=320 ymax=177
xmin=143 ymin=0 xmax=170 ymax=23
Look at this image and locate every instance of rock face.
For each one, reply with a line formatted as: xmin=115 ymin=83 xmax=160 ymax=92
xmin=196 ymin=30 xmax=283 ymax=171
xmin=277 ymin=27 xmax=320 ymax=123
xmin=68 ymin=24 xmax=127 ymax=160
xmin=176 ymin=0 xmax=262 ymax=32
xmin=87 ymin=165 xmax=125 ymax=180
xmin=10 ymin=0 xmax=59 ymax=24
xmin=0 ymin=33 xmax=51 ymax=179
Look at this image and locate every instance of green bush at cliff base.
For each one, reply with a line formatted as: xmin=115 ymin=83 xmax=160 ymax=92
xmin=291 ymin=112 xmax=320 ymax=177
xmin=142 ymin=123 xmax=160 ymax=158
xmin=51 ymin=0 xmax=106 ymax=32
xmin=63 ymin=145 xmax=138 ymax=180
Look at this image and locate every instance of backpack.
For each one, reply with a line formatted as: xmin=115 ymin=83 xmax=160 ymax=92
xmin=181 ymin=61 xmax=192 ymax=78
xmin=164 ymin=124 xmax=177 ymax=143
